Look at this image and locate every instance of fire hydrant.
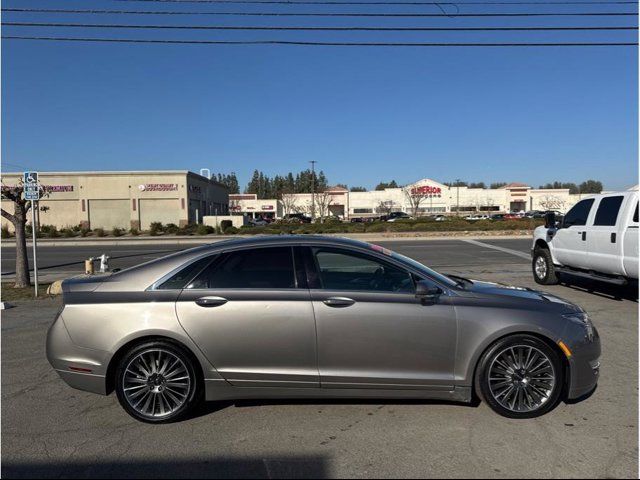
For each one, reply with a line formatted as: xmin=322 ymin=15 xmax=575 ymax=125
xmin=99 ymin=253 xmax=110 ymax=273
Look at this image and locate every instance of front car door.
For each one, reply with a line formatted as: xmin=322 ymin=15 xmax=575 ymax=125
xmin=175 ymin=246 xmax=319 ymax=388
xmin=552 ymin=198 xmax=595 ymax=269
xmin=303 ymin=245 xmax=457 ymax=390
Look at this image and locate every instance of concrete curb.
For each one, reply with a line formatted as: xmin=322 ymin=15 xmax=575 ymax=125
xmin=1 ymin=232 xmax=534 ymax=247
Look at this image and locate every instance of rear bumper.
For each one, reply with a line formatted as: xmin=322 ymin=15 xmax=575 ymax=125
xmin=46 ymin=311 xmax=109 ymax=396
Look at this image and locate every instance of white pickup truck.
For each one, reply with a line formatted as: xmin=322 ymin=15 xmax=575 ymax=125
xmin=531 ymin=189 xmax=638 ymax=286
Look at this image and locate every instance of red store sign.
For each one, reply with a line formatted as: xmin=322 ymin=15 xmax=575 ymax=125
xmin=410 ymin=186 xmax=442 ymax=196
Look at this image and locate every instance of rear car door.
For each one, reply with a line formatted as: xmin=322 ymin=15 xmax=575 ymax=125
xmin=175 ymin=246 xmax=319 ymax=388
xmin=586 ymin=194 xmax=626 ymax=275
xmin=623 ymin=200 xmax=639 ymax=279
xmin=304 ymin=246 xmax=457 ymax=390
xmin=552 ymin=198 xmax=595 ymax=268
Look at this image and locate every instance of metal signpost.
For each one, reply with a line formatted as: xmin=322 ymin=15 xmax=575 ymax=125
xmin=23 ymin=172 xmax=40 ymax=297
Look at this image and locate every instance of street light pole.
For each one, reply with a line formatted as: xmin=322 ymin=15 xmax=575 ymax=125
xmin=310 ymin=160 xmax=316 ymax=222
xmin=456 ymin=178 xmax=461 ymax=216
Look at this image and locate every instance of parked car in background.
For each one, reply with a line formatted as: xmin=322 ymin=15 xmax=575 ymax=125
xmin=532 ymin=190 xmax=639 ymax=286
xmin=386 ymin=212 xmax=412 ymax=222
xmin=248 ymin=216 xmax=270 ymax=226
xmin=283 ymin=213 xmax=312 ymax=224
xmin=490 ymin=214 xmax=505 ymax=221
xmin=433 ymin=215 xmax=447 ymax=221
xmin=47 ymin=236 xmax=600 ymax=423
xmin=504 ymin=213 xmax=521 ymax=220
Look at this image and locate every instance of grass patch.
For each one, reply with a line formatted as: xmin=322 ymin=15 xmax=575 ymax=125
xmin=1 ymin=283 xmax=54 ymax=301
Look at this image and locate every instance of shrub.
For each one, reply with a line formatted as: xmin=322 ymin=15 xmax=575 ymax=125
xmin=40 ymin=225 xmax=60 ymax=238
xmin=61 ymin=227 xmax=75 ymax=238
xmin=220 ymin=220 xmax=233 ymax=231
xmin=1 ymin=225 xmax=12 ymax=238
xmin=164 ymin=223 xmax=179 ymax=234
xmin=112 ymin=227 xmax=124 ymax=237
xmin=365 ymin=222 xmax=387 ymax=233
xmin=149 ymin=222 xmax=164 ymax=236
xmin=177 ymin=224 xmax=197 ymax=236
xmin=130 ymin=228 xmax=140 ymax=236
xmin=196 ymin=224 xmax=214 ymax=235
xmin=94 ymin=228 xmax=106 ymax=237
xmin=224 ymin=226 xmax=239 ymax=234
xmin=79 ymin=227 xmax=91 ymax=237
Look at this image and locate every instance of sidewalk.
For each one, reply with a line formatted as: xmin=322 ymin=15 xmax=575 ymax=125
xmin=1 ymin=230 xmax=534 ymax=247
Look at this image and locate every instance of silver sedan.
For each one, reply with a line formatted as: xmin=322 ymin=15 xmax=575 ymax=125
xmin=47 ymin=236 xmax=600 ymax=423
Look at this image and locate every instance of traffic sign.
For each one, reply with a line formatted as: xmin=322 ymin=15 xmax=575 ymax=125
xmin=23 ymin=171 xmax=40 ymax=201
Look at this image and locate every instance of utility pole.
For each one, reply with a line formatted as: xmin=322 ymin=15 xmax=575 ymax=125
xmin=456 ymin=178 xmax=461 ymax=217
xmin=310 ymin=160 xmax=316 ymax=222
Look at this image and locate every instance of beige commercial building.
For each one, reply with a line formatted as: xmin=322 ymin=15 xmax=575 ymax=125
xmin=230 ymin=178 xmax=588 ymax=220
xmin=1 ymin=171 xmax=229 ymax=231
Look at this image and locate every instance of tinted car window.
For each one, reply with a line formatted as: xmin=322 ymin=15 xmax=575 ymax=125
xmin=313 ymin=248 xmax=414 ymax=293
xmin=593 ymin=196 xmax=624 ymax=226
xmin=634 ymin=202 xmax=638 ymax=223
xmin=187 ymin=247 xmax=295 ymax=289
xmin=563 ymin=199 xmax=594 ymax=228
xmin=156 ymin=256 xmax=213 ymax=290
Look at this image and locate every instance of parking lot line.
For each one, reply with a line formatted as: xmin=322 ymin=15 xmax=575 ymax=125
xmin=460 ymin=239 xmax=531 ymax=260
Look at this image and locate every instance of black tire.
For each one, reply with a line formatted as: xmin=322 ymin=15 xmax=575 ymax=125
xmin=115 ymin=340 xmax=203 ymax=423
xmin=475 ymin=334 xmax=564 ymax=419
xmin=532 ymin=247 xmax=558 ymax=285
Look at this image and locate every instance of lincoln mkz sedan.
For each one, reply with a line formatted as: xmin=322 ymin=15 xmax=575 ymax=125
xmin=46 ymin=236 xmax=600 ymax=423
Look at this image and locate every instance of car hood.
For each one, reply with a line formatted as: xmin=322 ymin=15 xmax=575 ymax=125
xmin=464 ymin=279 xmax=582 ymax=311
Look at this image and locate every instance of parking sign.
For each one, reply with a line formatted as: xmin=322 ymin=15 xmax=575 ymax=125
xmin=23 ymin=171 xmax=40 ymax=201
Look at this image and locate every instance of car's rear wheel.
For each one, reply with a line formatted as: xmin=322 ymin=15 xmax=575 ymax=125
xmin=115 ymin=340 xmax=202 ymax=423
xmin=475 ymin=335 xmax=564 ymax=419
xmin=532 ymin=247 xmax=558 ymax=285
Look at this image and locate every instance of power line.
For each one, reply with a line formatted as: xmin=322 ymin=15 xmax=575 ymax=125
xmin=3 ymin=8 xmax=637 ymax=17
xmin=3 ymin=36 xmax=637 ymax=46
xmin=4 ymin=21 xmax=637 ymax=31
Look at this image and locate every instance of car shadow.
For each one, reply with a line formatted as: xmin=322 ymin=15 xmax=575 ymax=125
xmin=558 ymin=274 xmax=638 ymax=302
xmin=188 ymin=397 xmax=480 ymax=421
xmin=2 ymin=454 xmax=330 ymax=479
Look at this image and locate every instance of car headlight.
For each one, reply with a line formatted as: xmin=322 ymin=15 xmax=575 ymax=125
xmin=563 ymin=312 xmax=594 ymax=342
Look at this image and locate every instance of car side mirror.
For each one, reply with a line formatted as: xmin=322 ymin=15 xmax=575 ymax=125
xmin=415 ymin=280 xmax=442 ymax=304
xmin=544 ymin=212 xmax=560 ymax=229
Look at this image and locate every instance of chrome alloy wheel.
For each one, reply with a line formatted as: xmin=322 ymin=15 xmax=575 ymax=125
xmin=534 ymin=256 xmax=548 ymax=280
xmin=488 ymin=345 xmax=556 ymax=413
xmin=122 ymin=349 xmax=192 ymax=418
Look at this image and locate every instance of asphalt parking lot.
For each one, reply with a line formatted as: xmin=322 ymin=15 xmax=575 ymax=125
xmin=1 ymin=238 xmax=638 ymax=478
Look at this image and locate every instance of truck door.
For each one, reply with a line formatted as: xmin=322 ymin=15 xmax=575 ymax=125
xmin=553 ymin=198 xmax=595 ymax=268
xmin=586 ymin=194 xmax=626 ymax=275
xmin=623 ymin=201 xmax=639 ymax=279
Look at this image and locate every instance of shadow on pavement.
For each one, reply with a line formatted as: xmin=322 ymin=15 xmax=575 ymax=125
xmin=558 ymin=274 xmax=638 ymax=302
xmin=2 ymin=455 xmax=330 ymax=479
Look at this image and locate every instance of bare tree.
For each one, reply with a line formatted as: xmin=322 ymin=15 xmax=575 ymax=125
xmin=313 ymin=191 xmax=334 ymax=223
xmin=402 ymin=186 xmax=426 ymax=217
xmin=538 ymin=195 xmax=566 ymax=212
xmin=375 ymin=200 xmax=395 ymax=216
xmin=1 ymin=180 xmax=49 ymax=288
xmin=280 ymin=192 xmax=299 ymax=217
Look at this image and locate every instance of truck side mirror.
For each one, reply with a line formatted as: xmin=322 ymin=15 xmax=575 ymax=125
xmin=544 ymin=212 xmax=556 ymax=229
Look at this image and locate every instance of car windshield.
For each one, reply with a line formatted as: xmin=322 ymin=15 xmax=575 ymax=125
xmin=366 ymin=243 xmax=459 ymax=288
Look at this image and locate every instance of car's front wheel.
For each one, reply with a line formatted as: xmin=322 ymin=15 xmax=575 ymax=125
xmin=115 ymin=340 xmax=202 ymax=423
xmin=475 ymin=335 xmax=564 ymax=419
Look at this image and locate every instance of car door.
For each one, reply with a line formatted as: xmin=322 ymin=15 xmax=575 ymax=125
xmin=552 ymin=198 xmax=595 ymax=268
xmin=586 ymin=194 xmax=627 ymax=275
xmin=304 ymin=246 xmax=457 ymax=390
xmin=175 ymin=246 xmax=319 ymax=388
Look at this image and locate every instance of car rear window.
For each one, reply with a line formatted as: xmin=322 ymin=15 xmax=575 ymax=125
xmin=187 ymin=247 xmax=296 ymax=289
xmin=593 ymin=196 xmax=624 ymax=226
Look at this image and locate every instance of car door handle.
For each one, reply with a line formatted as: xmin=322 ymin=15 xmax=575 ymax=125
xmin=580 ymin=231 xmax=586 ymax=241
xmin=323 ymin=297 xmax=356 ymax=308
xmin=611 ymin=232 xmax=617 ymax=243
xmin=195 ymin=296 xmax=228 ymax=307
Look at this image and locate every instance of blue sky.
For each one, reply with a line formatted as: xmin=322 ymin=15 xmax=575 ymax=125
xmin=2 ymin=1 xmax=638 ymax=191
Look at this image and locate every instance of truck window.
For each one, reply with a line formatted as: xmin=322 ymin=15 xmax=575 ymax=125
xmin=563 ymin=198 xmax=594 ymax=228
xmin=593 ymin=196 xmax=624 ymax=226
xmin=634 ymin=202 xmax=638 ymax=223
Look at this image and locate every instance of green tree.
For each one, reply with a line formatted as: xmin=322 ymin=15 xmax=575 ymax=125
xmin=490 ymin=182 xmax=507 ymax=189
xmin=350 ymin=186 xmax=367 ymax=192
xmin=375 ymin=180 xmax=399 ymax=191
xmin=579 ymin=180 xmax=603 ymax=194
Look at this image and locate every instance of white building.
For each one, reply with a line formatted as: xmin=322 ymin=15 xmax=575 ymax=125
xmin=231 ymin=178 xmax=587 ymax=220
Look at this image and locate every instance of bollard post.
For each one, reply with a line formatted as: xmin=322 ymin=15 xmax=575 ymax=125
xmin=85 ymin=258 xmax=95 ymax=275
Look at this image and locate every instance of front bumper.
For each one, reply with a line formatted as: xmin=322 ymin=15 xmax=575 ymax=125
xmin=565 ymin=326 xmax=601 ymax=400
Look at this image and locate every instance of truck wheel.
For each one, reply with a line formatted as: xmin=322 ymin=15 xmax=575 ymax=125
xmin=532 ymin=248 xmax=558 ymax=285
